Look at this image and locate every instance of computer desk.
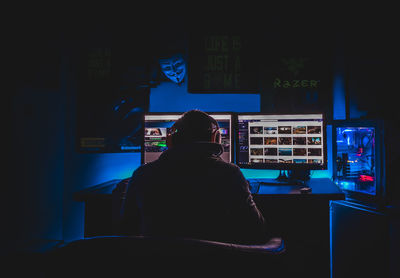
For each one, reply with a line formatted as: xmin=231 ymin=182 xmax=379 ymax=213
xmin=251 ymin=178 xmax=344 ymax=277
xmin=75 ymin=178 xmax=344 ymax=277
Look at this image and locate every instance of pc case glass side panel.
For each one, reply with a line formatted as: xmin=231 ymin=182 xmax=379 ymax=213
xmin=335 ymin=127 xmax=376 ymax=195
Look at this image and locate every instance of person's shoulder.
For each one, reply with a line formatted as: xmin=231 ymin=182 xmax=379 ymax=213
xmin=212 ymin=160 xmax=249 ymax=191
xmin=213 ymin=159 xmax=243 ymax=173
xmin=132 ymin=160 xmax=160 ymax=177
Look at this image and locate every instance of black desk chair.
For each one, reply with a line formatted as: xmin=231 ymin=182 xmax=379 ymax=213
xmin=45 ymin=235 xmax=286 ymax=277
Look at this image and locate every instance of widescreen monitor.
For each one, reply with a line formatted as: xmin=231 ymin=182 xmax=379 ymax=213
xmin=142 ymin=113 xmax=233 ymax=164
xmin=236 ymin=113 xmax=327 ymax=170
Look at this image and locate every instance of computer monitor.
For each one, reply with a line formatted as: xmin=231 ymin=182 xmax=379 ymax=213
xmin=142 ymin=113 xmax=233 ymax=164
xmin=236 ymin=113 xmax=327 ymax=172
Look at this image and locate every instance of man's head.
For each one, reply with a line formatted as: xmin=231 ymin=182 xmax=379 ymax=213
xmin=166 ymin=110 xmax=220 ymax=148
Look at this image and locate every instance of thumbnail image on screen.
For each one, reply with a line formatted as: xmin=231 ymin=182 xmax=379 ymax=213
xmin=143 ymin=113 xmax=232 ymax=164
xmin=237 ymin=114 xmax=325 ymax=169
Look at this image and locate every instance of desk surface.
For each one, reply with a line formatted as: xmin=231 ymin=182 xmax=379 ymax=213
xmin=251 ymin=178 xmax=345 ymax=200
xmin=74 ymin=179 xmax=122 ymax=201
xmin=75 ymin=178 xmax=344 ymax=201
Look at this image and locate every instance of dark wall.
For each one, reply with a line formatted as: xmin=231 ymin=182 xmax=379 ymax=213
xmin=7 ymin=14 xmax=399 ymax=258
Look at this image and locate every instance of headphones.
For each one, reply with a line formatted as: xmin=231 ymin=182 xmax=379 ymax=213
xmin=166 ymin=121 xmax=221 ymax=148
xmin=210 ymin=123 xmax=221 ymax=144
xmin=166 ymin=124 xmax=180 ymax=148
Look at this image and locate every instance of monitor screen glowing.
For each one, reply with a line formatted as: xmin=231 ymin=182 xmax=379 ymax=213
xmin=142 ymin=113 xmax=233 ymax=164
xmin=236 ymin=113 xmax=326 ymax=170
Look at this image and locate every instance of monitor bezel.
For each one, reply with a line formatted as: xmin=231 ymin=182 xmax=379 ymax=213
xmin=141 ymin=112 xmax=235 ymax=165
xmin=234 ymin=112 xmax=328 ymax=170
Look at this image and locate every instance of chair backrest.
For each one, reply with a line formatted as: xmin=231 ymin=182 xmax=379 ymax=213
xmin=55 ymin=235 xmax=284 ymax=256
xmin=46 ymin=235 xmax=286 ymax=276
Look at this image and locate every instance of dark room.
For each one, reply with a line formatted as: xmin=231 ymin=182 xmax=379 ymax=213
xmin=6 ymin=9 xmax=399 ymax=277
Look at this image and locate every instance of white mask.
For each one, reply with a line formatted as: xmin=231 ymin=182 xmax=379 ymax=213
xmin=159 ymin=54 xmax=186 ymax=84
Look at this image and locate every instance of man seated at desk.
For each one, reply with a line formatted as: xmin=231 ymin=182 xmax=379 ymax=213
xmin=120 ymin=109 xmax=271 ymax=244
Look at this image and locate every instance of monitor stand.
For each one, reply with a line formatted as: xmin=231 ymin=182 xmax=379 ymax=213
xmin=247 ymin=170 xmax=311 ymax=189
xmin=276 ymin=170 xmax=291 ymax=182
xmin=265 ymin=170 xmax=310 ymax=186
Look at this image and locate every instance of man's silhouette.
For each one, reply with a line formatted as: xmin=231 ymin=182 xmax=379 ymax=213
xmin=121 ymin=110 xmax=270 ymax=244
